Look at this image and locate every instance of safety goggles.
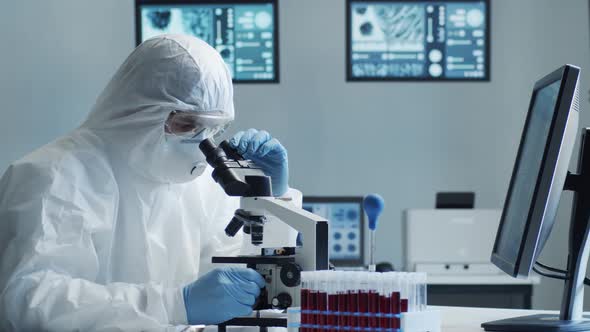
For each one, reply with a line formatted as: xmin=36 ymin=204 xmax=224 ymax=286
xmin=165 ymin=110 xmax=233 ymax=142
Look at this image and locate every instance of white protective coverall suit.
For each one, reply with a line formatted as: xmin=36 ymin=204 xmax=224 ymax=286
xmin=0 ymin=34 xmax=297 ymax=331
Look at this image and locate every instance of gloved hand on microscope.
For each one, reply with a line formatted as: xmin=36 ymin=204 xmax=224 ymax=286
xmin=184 ymin=128 xmax=291 ymax=325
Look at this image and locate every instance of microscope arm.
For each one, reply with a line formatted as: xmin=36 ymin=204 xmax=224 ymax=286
xmin=240 ymin=196 xmax=329 ymax=271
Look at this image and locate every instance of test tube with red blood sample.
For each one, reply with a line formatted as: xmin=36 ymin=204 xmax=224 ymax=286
xmin=300 ymin=272 xmax=310 ymax=332
xmin=308 ymin=273 xmax=319 ymax=331
xmin=367 ymin=273 xmax=379 ymax=330
xmin=389 ymin=272 xmax=402 ymax=330
xmin=400 ymin=273 xmax=409 ymax=313
xmin=358 ymin=272 xmax=370 ymax=329
xmin=316 ymin=272 xmax=328 ymax=331
xmin=337 ymin=272 xmax=349 ymax=328
xmin=326 ymin=272 xmax=339 ymax=332
xmin=347 ymin=273 xmax=360 ymax=329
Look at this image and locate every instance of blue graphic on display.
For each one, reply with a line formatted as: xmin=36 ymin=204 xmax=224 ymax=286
xmin=349 ymin=1 xmax=487 ymax=80
xmin=148 ymin=10 xmax=172 ymax=30
xmin=140 ymin=3 xmax=275 ymax=81
xmin=302 ymin=202 xmax=362 ymax=261
xmin=333 ymin=209 xmax=345 ymax=221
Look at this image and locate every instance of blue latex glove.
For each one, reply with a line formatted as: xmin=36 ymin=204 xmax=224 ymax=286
xmin=183 ymin=267 xmax=266 ymax=325
xmin=229 ymin=128 xmax=289 ymax=196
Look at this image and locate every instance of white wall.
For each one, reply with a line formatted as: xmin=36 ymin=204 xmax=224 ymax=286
xmin=1 ymin=0 xmax=589 ymax=310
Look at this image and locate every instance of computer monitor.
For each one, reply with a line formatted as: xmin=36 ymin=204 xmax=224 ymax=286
xmin=303 ymin=197 xmax=365 ymax=267
xmin=346 ymin=0 xmax=490 ymax=81
xmin=483 ymin=65 xmax=590 ymax=331
xmin=491 ymin=65 xmax=579 ymax=279
xmin=135 ymin=0 xmax=279 ymax=83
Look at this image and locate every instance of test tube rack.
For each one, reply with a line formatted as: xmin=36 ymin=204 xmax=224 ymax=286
xmin=287 ymin=271 xmax=441 ymax=332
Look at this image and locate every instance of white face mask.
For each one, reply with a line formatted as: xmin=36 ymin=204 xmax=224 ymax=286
xmin=140 ymin=133 xmax=208 ymax=183
xmin=168 ymin=134 xmax=208 ymax=180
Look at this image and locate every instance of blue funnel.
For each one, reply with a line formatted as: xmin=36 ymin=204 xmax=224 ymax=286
xmin=364 ymin=194 xmax=385 ymax=231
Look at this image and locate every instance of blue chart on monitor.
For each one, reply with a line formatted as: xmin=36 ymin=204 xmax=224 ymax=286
xmin=349 ymin=1 xmax=487 ymax=80
xmin=303 ymin=203 xmax=361 ymax=260
xmin=141 ymin=4 xmax=275 ymax=81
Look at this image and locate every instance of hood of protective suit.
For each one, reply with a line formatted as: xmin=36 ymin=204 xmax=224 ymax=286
xmin=84 ymin=34 xmax=234 ymax=183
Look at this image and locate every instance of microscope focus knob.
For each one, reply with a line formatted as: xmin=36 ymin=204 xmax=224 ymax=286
xmin=271 ymin=293 xmax=292 ymax=309
xmin=280 ymin=263 xmax=302 ymax=287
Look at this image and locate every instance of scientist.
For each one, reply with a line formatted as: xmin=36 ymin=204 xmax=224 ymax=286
xmin=0 ymin=34 xmax=296 ymax=331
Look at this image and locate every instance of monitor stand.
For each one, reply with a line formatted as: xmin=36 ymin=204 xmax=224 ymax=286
xmin=483 ymin=128 xmax=590 ymax=332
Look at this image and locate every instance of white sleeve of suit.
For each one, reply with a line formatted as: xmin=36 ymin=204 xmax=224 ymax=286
xmin=0 ymin=159 xmax=187 ymax=332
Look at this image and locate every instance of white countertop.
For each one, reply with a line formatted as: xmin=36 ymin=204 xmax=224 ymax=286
xmin=200 ymin=306 xmax=558 ymax=331
xmin=428 ymin=275 xmax=541 ymax=285
xmin=437 ymin=305 xmax=555 ymax=332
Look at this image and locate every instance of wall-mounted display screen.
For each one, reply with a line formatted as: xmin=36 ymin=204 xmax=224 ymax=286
xmin=136 ymin=0 xmax=279 ymax=83
xmin=347 ymin=0 xmax=490 ymax=81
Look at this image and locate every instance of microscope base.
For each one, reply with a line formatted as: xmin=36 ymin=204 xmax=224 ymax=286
xmin=217 ymin=316 xmax=287 ymax=332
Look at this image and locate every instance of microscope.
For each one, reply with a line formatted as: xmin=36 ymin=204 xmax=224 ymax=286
xmin=199 ymin=139 xmax=329 ymax=315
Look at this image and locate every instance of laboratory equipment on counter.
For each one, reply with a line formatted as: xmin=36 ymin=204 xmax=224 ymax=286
xmin=481 ymin=65 xmax=590 ymax=331
xmin=376 ymin=262 xmax=395 ymax=272
xmin=364 ymin=194 xmax=384 ymax=272
xmin=136 ymin=0 xmax=279 ymax=83
xmin=346 ymin=0 xmax=490 ymax=81
xmin=199 ymin=138 xmax=329 ymax=329
xmin=403 ymin=209 xmax=502 ymax=275
xmin=303 ymin=197 xmax=365 ymax=267
xmin=287 ymin=271 xmax=439 ymax=332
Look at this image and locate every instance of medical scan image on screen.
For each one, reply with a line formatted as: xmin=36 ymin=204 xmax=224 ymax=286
xmin=303 ymin=202 xmax=362 ymax=261
xmin=140 ymin=3 xmax=275 ymax=81
xmin=495 ymin=80 xmax=562 ymax=264
xmin=349 ymin=1 xmax=487 ymax=80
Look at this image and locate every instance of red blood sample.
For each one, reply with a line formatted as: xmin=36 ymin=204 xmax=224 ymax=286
xmin=391 ymin=291 xmax=401 ymax=329
xmin=338 ymin=292 xmax=349 ymax=327
xmin=309 ymin=291 xmax=318 ymax=326
xmin=367 ymin=290 xmax=379 ymax=329
xmin=390 ymin=292 xmax=401 ymax=313
xmin=328 ymin=294 xmax=338 ymax=331
xmin=317 ymin=292 xmax=327 ymax=329
xmin=379 ymin=295 xmax=391 ymax=329
xmin=401 ymin=298 xmax=409 ymax=312
xmin=301 ymin=288 xmax=310 ymax=331
xmin=358 ymin=290 xmax=369 ymax=327
xmin=348 ymin=290 xmax=359 ymax=327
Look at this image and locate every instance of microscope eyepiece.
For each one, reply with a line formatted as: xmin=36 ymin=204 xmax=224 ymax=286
xmin=199 ymin=138 xmax=229 ymax=168
xmin=219 ymin=140 xmax=244 ymax=161
xmin=198 ymin=138 xmax=217 ymax=156
xmin=199 ymin=138 xmax=250 ymax=196
xmin=198 ymin=138 xmax=273 ymax=197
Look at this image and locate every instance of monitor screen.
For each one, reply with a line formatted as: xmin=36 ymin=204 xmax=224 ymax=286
xmin=136 ymin=0 xmax=278 ymax=83
xmin=303 ymin=197 xmax=364 ymax=266
xmin=491 ymin=65 xmax=580 ymax=278
xmin=346 ymin=0 xmax=489 ymax=81
xmin=494 ymin=81 xmax=561 ymax=265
